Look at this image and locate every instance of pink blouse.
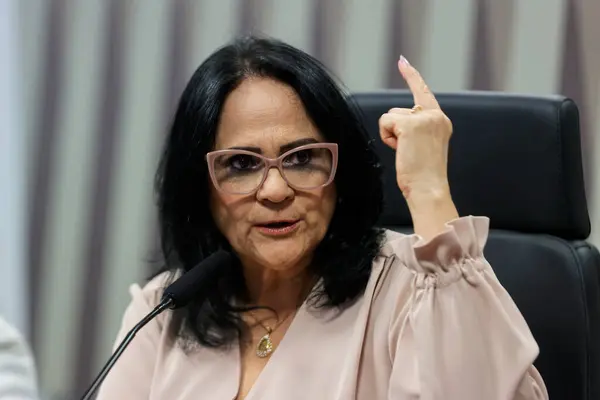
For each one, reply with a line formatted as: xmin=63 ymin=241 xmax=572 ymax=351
xmin=96 ymin=216 xmax=548 ymax=399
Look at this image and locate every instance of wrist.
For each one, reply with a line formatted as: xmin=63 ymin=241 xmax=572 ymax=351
xmin=404 ymin=184 xmax=459 ymax=240
xmin=404 ymin=182 xmax=452 ymax=210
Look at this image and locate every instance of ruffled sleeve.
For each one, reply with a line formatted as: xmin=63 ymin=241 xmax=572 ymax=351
xmin=385 ymin=216 xmax=548 ymax=400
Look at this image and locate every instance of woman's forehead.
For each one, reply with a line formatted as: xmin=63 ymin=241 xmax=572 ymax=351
xmin=214 ymin=78 xmax=323 ymax=151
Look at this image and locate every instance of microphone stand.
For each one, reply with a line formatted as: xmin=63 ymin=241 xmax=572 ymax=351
xmin=80 ymin=296 xmax=174 ymax=400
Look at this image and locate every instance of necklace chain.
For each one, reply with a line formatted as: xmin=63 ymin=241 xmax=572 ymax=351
xmin=249 ymin=310 xmax=294 ymax=334
xmin=245 ymin=278 xmax=315 ymax=358
xmin=247 ymin=310 xmax=296 ymax=358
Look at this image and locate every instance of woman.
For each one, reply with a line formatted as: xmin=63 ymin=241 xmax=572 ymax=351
xmin=97 ymin=36 xmax=548 ymax=399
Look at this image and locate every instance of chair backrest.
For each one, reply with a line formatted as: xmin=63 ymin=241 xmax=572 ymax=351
xmin=352 ymin=91 xmax=600 ymax=400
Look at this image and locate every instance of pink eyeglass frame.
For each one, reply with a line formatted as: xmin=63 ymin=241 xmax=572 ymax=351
xmin=206 ymin=142 xmax=339 ymax=195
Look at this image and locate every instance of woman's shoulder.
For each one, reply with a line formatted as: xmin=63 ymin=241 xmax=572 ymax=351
xmin=376 ymin=228 xmax=410 ymax=260
xmin=120 ymin=271 xmax=179 ymax=332
xmin=367 ymin=229 xmax=410 ymax=292
xmin=107 ymin=271 xmax=180 ymax=350
xmin=132 ymin=272 xmax=174 ymax=307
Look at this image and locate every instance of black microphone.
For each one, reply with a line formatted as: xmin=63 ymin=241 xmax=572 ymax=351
xmin=80 ymin=250 xmax=232 ymax=400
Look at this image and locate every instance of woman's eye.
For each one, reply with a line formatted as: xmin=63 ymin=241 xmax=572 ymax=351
xmin=285 ymin=150 xmax=312 ymax=165
xmin=229 ymin=155 xmax=260 ymax=170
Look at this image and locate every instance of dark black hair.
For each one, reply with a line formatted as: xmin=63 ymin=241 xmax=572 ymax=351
xmin=155 ymin=35 xmax=384 ymax=348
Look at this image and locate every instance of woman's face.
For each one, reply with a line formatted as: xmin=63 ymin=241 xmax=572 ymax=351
xmin=209 ymin=78 xmax=337 ymax=276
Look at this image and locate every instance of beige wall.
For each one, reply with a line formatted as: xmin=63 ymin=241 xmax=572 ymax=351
xmin=18 ymin=0 xmax=600 ymax=398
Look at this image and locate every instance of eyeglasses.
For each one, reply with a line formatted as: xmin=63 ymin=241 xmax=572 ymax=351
xmin=206 ymin=143 xmax=338 ymax=195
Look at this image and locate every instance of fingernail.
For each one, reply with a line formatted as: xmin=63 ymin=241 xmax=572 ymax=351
xmin=399 ymin=55 xmax=410 ymax=66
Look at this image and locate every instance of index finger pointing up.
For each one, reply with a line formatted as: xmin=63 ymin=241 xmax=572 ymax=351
xmin=398 ymin=55 xmax=440 ymax=110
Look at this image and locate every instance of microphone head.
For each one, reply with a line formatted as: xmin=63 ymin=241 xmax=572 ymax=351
xmin=162 ymin=250 xmax=232 ymax=309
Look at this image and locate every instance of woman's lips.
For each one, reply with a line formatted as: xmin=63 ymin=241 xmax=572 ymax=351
xmin=255 ymin=220 xmax=300 ymax=236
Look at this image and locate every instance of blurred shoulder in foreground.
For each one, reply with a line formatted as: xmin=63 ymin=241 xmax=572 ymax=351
xmin=0 ymin=316 xmax=39 ymax=399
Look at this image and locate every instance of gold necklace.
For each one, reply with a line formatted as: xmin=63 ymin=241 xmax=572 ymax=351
xmin=248 ymin=311 xmax=295 ymax=358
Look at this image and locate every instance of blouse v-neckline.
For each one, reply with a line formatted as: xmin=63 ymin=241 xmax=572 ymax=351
xmin=232 ymin=297 xmax=310 ymax=400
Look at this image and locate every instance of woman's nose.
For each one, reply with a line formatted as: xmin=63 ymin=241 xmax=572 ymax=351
xmin=256 ymin=168 xmax=294 ymax=203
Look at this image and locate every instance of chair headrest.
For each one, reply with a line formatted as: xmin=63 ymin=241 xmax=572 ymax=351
xmin=352 ymin=91 xmax=590 ymax=240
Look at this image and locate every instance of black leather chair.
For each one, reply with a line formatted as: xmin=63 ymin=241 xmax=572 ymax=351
xmin=352 ymin=91 xmax=600 ymax=400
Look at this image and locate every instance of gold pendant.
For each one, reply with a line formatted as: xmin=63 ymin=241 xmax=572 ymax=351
xmin=256 ymin=333 xmax=274 ymax=358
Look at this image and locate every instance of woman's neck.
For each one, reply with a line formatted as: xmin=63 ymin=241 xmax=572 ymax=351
xmin=242 ymin=265 xmax=314 ymax=313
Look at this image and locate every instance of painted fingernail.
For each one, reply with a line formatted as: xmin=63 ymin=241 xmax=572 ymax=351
xmin=399 ymin=55 xmax=410 ymax=66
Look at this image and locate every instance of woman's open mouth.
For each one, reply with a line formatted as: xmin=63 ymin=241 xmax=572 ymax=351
xmin=255 ymin=220 xmax=300 ymax=236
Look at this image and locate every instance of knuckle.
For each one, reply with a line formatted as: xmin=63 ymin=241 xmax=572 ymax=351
xmin=421 ymin=110 xmax=453 ymax=134
xmin=442 ymin=115 xmax=453 ymax=132
xmin=420 ymin=110 xmax=438 ymax=123
xmin=388 ymin=107 xmax=406 ymax=114
xmin=379 ymin=113 xmax=395 ymax=129
xmin=431 ymin=109 xmax=448 ymax=122
xmin=433 ymin=115 xmax=453 ymax=136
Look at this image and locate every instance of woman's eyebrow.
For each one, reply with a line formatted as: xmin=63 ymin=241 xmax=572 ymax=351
xmin=227 ymin=146 xmax=262 ymax=153
xmin=225 ymin=138 xmax=319 ymax=155
xmin=279 ymin=138 xmax=319 ymax=153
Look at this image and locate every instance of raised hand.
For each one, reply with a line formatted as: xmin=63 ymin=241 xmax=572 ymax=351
xmin=379 ymin=56 xmax=453 ymax=200
xmin=379 ymin=56 xmax=458 ymax=239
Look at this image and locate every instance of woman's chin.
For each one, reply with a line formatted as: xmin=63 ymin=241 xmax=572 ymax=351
xmin=252 ymin=243 xmax=311 ymax=272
